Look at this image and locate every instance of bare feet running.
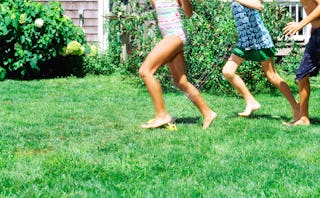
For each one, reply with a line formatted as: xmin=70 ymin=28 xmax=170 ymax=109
xmin=283 ymin=118 xmax=310 ymax=126
xmin=282 ymin=120 xmax=295 ymax=126
xmin=141 ymin=115 xmax=173 ymax=129
xmin=283 ymin=103 xmax=301 ymax=126
xmin=203 ymin=111 xmax=217 ymax=129
xmin=238 ymin=102 xmax=261 ymax=117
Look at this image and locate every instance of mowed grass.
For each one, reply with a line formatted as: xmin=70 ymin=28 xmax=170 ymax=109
xmin=0 ymin=74 xmax=320 ymax=197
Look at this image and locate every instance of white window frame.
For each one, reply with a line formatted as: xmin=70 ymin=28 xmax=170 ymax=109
xmin=276 ymin=1 xmax=311 ymax=44
xmin=266 ymin=0 xmax=311 ymax=44
xmin=98 ymin=0 xmax=110 ymax=51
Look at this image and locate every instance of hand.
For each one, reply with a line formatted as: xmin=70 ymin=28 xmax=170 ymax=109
xmin=178 ymin=0 xmax=193 ymax=18
xmin=283 ymin=22 xmax=302 ymax=36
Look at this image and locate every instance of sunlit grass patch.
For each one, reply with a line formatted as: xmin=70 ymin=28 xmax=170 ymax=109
xmin=0 ymin=74 xmax=320 ymax=196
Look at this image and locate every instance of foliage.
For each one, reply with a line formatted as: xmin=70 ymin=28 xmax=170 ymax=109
xmin=184 ymin=0 xmax=294 ymax=94
xmin=277 ymin=41 xmax=304 ymax=75
xmin=0 ymin=0 xmax=92 ymax=79
xmin=108 ymin=0 xmax=159 ymax=73
xmin=84 ymin=52 xmax=119 ymax=75
xmin=103 ymin=0 xmax=296 ymax=94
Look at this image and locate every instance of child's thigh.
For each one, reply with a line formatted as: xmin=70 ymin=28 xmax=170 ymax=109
xmin=142 ymin=36 xmax=183 ymax=70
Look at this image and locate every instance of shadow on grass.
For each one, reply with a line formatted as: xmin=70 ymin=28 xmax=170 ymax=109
xmin=224 ymin=112 xmax=291 ymax=121
xmin=174 ymin=116 xmax=201 ymax=124
xmin=309 ymin=117 xmax=320 ymax=125
xmin=240 ymin=114 xmax=320 ymax=125
xmin=248 ymin=113 xmax=290 ymax=121
xmin=174 ymin=113 xmax=320 ymax=126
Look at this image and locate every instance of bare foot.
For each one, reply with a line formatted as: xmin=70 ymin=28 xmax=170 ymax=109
xmin=283 ymin=118 xmax=310 ymax=126
xmin=282 ymin=120 xmax=296 ymax=126
xmin=141 ymin=115 xmax=173 ymax=129
xmin=238 ymin=102 xmax=261 ymax=117
xmin=203 ymin=111 xmax=217 ymax=129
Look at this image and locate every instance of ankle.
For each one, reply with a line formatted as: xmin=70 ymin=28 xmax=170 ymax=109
xmin=245 ymin=100 xmax=260 ymax=106
xmin=156 ymin=113 xmax=171 ymax=119
xmin=300 ymin=116 xmax=310 ymax=123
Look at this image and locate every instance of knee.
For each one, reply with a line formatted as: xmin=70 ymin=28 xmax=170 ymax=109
xmin=138 ymin=67 xmax=152 ymax=79
xmin=173 ymin=78 xmax=188 ymax=90
xmin=266 ymin=73 xmax=279 ymax=83
xmin=222 ymin=67 xmax=235 ymax=80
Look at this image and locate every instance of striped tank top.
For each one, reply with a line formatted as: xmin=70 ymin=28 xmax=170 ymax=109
xmin=155 ymin=0 xmax=187 ymax=43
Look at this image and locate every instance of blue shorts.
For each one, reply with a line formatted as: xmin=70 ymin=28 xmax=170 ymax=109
xmin=296 ymin=28 xmax=320 ymax=80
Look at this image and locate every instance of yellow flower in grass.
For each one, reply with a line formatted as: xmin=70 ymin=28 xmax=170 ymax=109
xmin=165 ymin=123 xmax=177 ymax=131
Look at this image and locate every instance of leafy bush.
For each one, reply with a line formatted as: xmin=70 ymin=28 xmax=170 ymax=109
xmin=0 ymin=0 xmax=91 ymax=79
xmin=184 ymin=0 xmax=293 ymax=94
xmin=84 ymin=52 xmax=119 ymax=75
xmin=102 ymin=0 xmax=294 ymax=94
xmin=277 ymin=42 xmax=303 ymax=75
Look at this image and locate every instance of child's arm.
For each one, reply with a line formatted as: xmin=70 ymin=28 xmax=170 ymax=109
xmin=235 ymin=0 xmax=263 ymax=11
xmin=283 ymin=0 xmax=320 ymax=36
xmin=177 ymin=0 xmax=193 ymax=18
xmin=151 ymin=0 xmax=155 ymax=7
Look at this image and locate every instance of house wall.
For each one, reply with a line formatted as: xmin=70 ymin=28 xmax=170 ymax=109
xmin=35 ymin=0 xmax=309 ymax=53
xmin=35 ymin=0 xmax=99 ymax=43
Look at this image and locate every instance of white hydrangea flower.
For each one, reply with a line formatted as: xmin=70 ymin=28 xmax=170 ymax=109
xmin=34 ymin=18 xmax=44 ymax=28
xmin=66 ymin=41 xmax=83 ymax=55
xmin=89 ymin=45 xmax=98 ymax=57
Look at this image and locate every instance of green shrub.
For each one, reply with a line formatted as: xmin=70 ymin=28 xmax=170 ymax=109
xmin=0 ymin=67 xmax=6 ymax=81
xmin=0 ymin=0 xmax=91 ymax=79
xmin=84 ymin=52 xmax=119 ymax=75
xmin=184 ymin=0 xmax=293 ymax=95
xmin=103 ymin=0 xmax=294 ymax=94
xmin=277 ymin=42 xmax=303 ymax=75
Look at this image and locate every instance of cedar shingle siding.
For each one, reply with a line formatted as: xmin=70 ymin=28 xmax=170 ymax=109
xmin=35 ymin=0 xmax=99 ymax=43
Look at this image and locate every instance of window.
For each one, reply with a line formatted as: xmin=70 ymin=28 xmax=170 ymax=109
xmin=280 ymin=2 xmax=311 ymax=44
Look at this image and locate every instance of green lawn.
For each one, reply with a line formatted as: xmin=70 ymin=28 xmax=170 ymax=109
xmin=0 ymin=74 xmax=320 ymax=197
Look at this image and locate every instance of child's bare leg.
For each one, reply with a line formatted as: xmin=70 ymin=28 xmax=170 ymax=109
xmin=139 ymin=36 xmax=183 ymax=128
xmin=261 ymin=58 xmax=299 ymax=121
xmin=291 ymin=76 xmax=310 ymax=126
xmin=222 ymin=54 xmax=260 ymax=117
xmin=169 ymin=50 xmax=217 ymax=129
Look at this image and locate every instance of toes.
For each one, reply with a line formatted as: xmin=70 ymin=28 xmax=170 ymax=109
xmin=141 ymin=116 xmax=172 ymax=129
